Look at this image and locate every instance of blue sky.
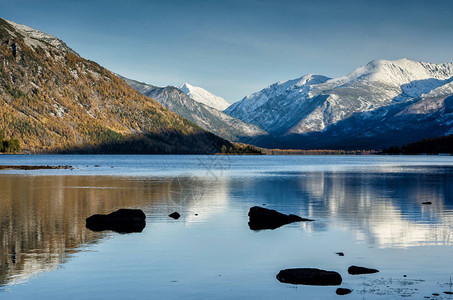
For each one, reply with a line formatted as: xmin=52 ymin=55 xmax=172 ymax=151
xmin=1 ymin=0 xmax=453 ymax=102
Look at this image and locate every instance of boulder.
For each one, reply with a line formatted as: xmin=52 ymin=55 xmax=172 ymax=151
xmin=336 ymin=288 xmax=352 ymax=295
xmin=248 ymin=206 xmax=313 ymax=230
xmin=276 ymin=268 xmax=342 ymax=286
xmin=348 ymin=265 xmax=379 ymax=275
xmin=86 ymin=209 xmax=146 ymax=233
xmin=169 ymin=212 xmax=181 ymax=219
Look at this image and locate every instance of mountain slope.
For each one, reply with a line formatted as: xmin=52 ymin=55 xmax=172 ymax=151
xmin=120 ymin=77 xmax=268 ymax=143
xmin=179 ymin=83 xmax=231 ymax=111
xmin=0 ymin=18 xmax=230 ymax=153
xmin=225 ymin=59 xmax=453 ymax=149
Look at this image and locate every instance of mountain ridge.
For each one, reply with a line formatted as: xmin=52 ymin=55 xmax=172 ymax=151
xmin=225 ymin=58 xmax=453 ymax=149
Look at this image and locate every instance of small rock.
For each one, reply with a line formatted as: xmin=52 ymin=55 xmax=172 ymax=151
xmin=336 ymin=288 xmax=352 ymax=295
xmin=248 ymin=206 xmax=313 ymax=230
xmin=94 ymin=165 xmax=101 ymax=167
xmin=348 ymin=265 xmax=379 ymax=275
xmin=169 ymin=212 xmax=180 ymax=219
xmin=404 ymin=274 xmax=407 ymax=277
xmin=444 ymin=291 xmax=453 ymax=295
xmin=276 ymin=268 xmax=342 ymax=286
xmin=194 ymin=213 xmax=198 ymax=216
xmin=336 ymin=252 xmax=344 ymax=256
xmin=432 ymin=293 xmax=440 ymax=296
xmin=86 ymin=209 xmax=146 ymax=233
xmin=422 ymin=202 xmax=432 ymax=205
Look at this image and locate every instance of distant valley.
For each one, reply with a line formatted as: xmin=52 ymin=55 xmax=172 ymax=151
xmin=120 ymin=76 xmax=268 ymax=143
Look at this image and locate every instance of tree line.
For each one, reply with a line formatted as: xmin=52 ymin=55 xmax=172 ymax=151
xmin=382 ymin=134 xmax=453 ymax=155
xmin=0 ymin=130 xmax=20 ymax=153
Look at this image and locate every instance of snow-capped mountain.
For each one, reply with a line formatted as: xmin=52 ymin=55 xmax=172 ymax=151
xmin=225 ymin=59 xmax=453 ymax=149
xmin=120 ymin=76 xmax=267 ymax=142
xmin=180 ymin=83 xmax=231 ymax=111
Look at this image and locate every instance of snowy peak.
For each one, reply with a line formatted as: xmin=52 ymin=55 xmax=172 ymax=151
xmin=224 ymin=58 xmax=453 ymax=146
xmin=258 ymin=74 xmax=330 ymax=96
xmin=2 ymin=18 xmax=77 ymax=55
xmin=334 ymin=58 xmax=453 ymax=86
xmin=227 ymin=74 xmax=330 ymax=115
xmin=179 ymin=83 xmax=231 ymax=111
xmin=121 ymin=76 xmax=267 ymax=142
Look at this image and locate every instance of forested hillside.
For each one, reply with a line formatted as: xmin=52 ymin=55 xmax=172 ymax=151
xmin=0 ymin=18 xmax=230 ymax=153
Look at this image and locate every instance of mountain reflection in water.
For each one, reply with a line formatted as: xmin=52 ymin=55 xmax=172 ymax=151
xmin=1 ymin=164 xmax=452 ymax=293
xmin=0 ymin=175 xmax=228 ymax=288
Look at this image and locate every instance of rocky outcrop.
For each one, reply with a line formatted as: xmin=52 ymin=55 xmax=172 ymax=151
xmin=248 ymin=206 xmax=313 ymax=230
xmin=169 ymin=212 xmax=181 ymax=219
xmin=348 ymin=266 xmax=379 ymax=275
xmin=86 ymin=209 xmax=146 ymax=233
xmin=336 ymin=288 xmax=352 ymax=295
xmin=276 ymin=268 xmax=342 ymax=286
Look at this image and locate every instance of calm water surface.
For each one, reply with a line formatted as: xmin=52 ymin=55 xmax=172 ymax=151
xmin=0 ymin=155 xmax=453 ymax=299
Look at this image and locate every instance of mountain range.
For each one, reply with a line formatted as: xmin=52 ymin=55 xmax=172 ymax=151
xmin=0 ymin=18 xmax=230 ymax=153
xmin=1 ymin=17 xmax=451 ymax=152
xmin=225 ymin=58 xmax=453 ymax=149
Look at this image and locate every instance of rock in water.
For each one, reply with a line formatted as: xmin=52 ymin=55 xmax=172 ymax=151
xmin=276 ymin=268 xmax=342 ymax=286
xmin=336 ymin=288 xmax=352 ymax=295
xmin=248 ymin=206 xmax=313 ymax=230
xmin=348 ymin=266 xmax=379 ymax=275
xmin=169 ymin=212 xmax=181 ymax=219
xmin=422 ymin=202 xmax=432 ymax=205
xmin=86 ymin=209 xmax=146 ymax=233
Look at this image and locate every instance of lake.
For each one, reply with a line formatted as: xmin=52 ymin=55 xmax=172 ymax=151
xmin=0 ymin=155 xmax=453 ymax=299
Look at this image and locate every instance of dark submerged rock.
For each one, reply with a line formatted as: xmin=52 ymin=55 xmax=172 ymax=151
xmin=336 ymin=288 xmax=352 ymax=295
xmin=276 ymin=268 xmax=342 ymax=286
xmin=422 ymin=202 xmax=432 ymax=205
xmin=336 ymin=252 xmax=344 ymax=256
xmin=169 ymin=212 xmax=181 ymax=219
xmin=86 ymin=209 xmax=146 ymax=233
xmin=348 ymin=265 xmax=379 ymax=275
xmin=248 ymin=206 xmax=313 ymax=230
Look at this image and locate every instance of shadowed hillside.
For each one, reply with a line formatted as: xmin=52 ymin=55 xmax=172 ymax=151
xmin=383 ymin=134 xmax=453 ymax=154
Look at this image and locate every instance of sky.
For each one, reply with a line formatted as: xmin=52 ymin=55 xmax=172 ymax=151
xmin=1 ymin=0 xmax=453 ymax=102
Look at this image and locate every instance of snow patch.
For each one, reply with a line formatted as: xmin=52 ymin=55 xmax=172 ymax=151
xmin=180 ymin=83 xmax=231 ymax=111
